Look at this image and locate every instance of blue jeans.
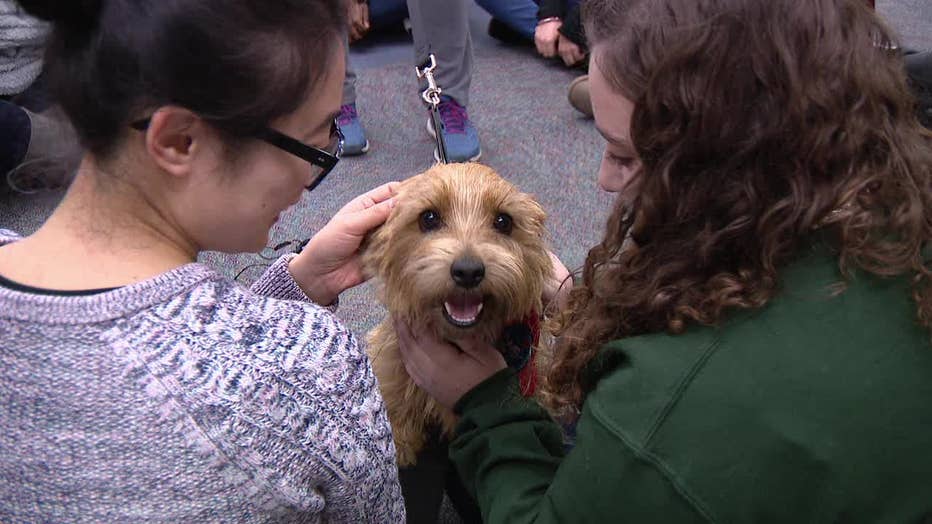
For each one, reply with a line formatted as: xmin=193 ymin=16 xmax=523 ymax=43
xmin=474 ymin=0 xmax=539 ymax=40
xmin=368 ymin=0 xmax=408 ymax=30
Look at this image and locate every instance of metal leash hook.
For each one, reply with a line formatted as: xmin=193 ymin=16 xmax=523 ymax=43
xmin=415 ymin=54 xmax=448 ymax=164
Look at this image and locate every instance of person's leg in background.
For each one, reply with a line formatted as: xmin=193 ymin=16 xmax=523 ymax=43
xmin=368 ymin=0 xmax=409 ymax=31
xmin=339 ymin=42 xmax=371 ymax=156
xmin=475 ymin=0 xmax=539 ymax=43
xmin=338 ymin=0 xmax=410 ymax=156
xmin=407 ymin=0 xmax=481 ymax=162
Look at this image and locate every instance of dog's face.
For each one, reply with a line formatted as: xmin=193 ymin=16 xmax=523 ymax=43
xmin=364 ymin=163 xmax=552 ymax=342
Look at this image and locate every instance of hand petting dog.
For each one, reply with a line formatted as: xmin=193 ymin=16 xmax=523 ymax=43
xmin=395 ymin=318 xmax=506 ymax=410
xmin=289 ymin=181 xmax=399 ymax=306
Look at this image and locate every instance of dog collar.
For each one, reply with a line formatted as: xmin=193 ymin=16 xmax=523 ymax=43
xmin=497 ymin=310 xmax=540 ymax=397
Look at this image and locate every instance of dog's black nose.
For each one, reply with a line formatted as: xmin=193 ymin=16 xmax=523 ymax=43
xmin=451 ymin=257 xmax=485 ymax=288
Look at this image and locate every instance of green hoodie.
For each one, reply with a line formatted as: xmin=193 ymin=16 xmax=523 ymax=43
xmin=450 ymin=241 xmax=932 ymax=523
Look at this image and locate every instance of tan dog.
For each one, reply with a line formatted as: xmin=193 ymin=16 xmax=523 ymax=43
xmin=363 ymin=163 xmax=552 ymax=466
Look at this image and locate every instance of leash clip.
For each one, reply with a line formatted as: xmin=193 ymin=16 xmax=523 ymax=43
xmin=415 ymin=54 xmax=448 ymax=164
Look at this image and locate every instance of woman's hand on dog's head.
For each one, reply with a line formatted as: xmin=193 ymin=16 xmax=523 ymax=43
xmin=394 ymin=318 xmax=507 ymax=410
xmin=289 ymin=182 xmax=399 ymax=306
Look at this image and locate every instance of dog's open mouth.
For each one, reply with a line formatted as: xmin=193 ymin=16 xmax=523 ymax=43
xmin=442 ymin=292 xmax=484 ymax=328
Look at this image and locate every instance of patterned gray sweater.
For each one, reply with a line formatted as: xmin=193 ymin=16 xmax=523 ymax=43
xmin=0 ymin=231 xmax=405 ymax=523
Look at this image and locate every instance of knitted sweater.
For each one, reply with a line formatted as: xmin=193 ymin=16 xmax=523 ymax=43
xmin=0 ymin=230 xmax=405 ymax=523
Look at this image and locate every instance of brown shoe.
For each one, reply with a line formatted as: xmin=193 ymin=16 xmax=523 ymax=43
xmin=567 ymin=75 xmax=593 ymax=118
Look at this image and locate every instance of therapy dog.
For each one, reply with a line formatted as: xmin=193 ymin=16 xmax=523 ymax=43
xmin=363 ymin=163 xmax=552 ymax=466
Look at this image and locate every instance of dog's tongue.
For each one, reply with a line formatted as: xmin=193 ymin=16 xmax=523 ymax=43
xmin=444 ymin=293 xmax=484 ymax=322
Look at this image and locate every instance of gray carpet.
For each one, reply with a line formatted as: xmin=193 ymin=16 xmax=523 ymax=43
xmin=879 ymin=0 xmax=932 ymax=50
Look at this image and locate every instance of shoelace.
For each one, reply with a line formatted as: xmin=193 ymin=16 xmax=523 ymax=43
xmin=337 ymin=104 xmax=358 ymax=126
xmin=437 ymin=97 xmax=469 ymax=134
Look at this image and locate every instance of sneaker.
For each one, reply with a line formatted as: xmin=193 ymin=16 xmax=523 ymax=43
xmin=337 ymin=103 xmax=369 ymax=156
xmin=567 ymin=75 xmax=593 ymax=118
xmin=426 ymin=95 xmax=481 ymax=163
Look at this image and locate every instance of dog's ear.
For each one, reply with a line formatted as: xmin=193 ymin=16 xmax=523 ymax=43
xmin=359 ymin=175 xmax=419 ymax=279
xmin=506 ymin=191 xmax=552 ymax=291
xmin=509 ymin=191 xmax=547 ymax=239
xmin=359 ymin=227 xmax=382 ymax=279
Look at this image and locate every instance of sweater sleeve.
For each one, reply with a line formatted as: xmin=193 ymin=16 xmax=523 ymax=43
xmin=188 ymin=297 xmax=405 ymax=522
xmin=0 ymin=229 xmax=22 ymax=245
xmin=449 ymin=370 xmax=708 ymax=523
xmin=249 ymin=254 xmax=338 ymax=312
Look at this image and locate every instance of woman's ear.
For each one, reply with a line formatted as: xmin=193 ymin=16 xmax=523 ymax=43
xmin=142 ymin=107 xmax=204 ymax=179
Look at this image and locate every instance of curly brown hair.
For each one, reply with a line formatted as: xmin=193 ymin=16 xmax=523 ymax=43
xmin=541 ymin=0 xmax=932 ymax=418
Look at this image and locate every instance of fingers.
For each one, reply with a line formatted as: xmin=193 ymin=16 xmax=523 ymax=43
xmin=534 ymin=34 xmax=548 ymax=57
xmin=340 ymin=181 xmax=400 ymax=214
xmin=455 ymin=336 xmax=507 ymax=367
xmin=559 ymin=40 xmax=585 ymax=66
xmin=573 ymin=48 xmax=586 ymax=65
xmin=543 ymin=37 xmax=558 ymax=58
xmin=548 ymin=251 xmax=570 ymax=280
xmin=394 ymin=317 xmax=417 ymax=354
xmin=340 ymin=196 xmax=397 ymax=237
xmin=534 ymin=23 xmax=560 ymax=58
xmin=394 ymin=319 xmax=423 ymax=382
xmin=361 ymin=4 xmax=370 ymax=31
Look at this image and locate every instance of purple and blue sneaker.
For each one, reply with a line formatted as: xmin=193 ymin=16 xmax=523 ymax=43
xmin=426 ymin=95 xmax=481 ymax=163
xmin=337 ymin=103 xmax=369 ymax=156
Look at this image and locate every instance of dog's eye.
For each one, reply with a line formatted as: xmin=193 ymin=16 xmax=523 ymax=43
xmin=493 ymin=213 xmax=513 ymax=235
xmin=419 ymin=210 xmax=443 ymax=232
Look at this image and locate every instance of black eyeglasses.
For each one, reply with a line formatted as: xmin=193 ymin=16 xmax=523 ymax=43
xmin=130 ymin=118 xmax=344 ymax=192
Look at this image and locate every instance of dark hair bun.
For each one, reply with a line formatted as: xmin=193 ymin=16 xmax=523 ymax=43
xmin=16 ymin=0 xmax=103 ymax=29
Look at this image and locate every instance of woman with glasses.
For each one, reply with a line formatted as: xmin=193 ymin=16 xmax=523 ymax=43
xmin=0 ymin=0 xmax=404 ymax=522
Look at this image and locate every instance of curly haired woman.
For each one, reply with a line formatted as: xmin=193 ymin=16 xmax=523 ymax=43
xmin=394 ymin=0 xmax=932 ymax=521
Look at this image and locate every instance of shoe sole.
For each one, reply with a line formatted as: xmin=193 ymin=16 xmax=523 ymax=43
xmin=342 ymin=140 xmax=370 ymax=156
xmin=567 ymin=75 xmax=594 ymax=118
xmin=425 ymin=118 xmax=481 ymax=163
